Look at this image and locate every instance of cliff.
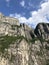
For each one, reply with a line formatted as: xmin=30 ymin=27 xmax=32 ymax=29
xmin=0 ymin=13 xmax=49 ymax=65
xmin=34 ymin=23 xmax=49 ymax=40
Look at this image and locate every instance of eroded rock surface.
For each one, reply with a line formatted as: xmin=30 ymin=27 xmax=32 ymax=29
xmin=0 ymin=13 xmax=49 ymax=65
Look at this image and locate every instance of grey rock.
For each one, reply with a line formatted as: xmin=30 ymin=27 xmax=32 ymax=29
xmin=0 ymin=13 xmax=49 ymax=65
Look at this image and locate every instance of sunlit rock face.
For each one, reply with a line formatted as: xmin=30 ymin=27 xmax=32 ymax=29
xmin=0 ymin=13 xmax=19 ymax=25
xmin=0 ymin=39 xmax=49 ymax=65
xmin=0 ymin=13 xmax=49 ymax=65
xmin=0 ymin=13 xmax=34 ymax=38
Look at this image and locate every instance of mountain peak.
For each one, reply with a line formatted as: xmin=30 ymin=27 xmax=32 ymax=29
xmin=0 ymin=13 xmax=49 ymax=65
xmin=34 ymin=23 xmax=49 ymax=40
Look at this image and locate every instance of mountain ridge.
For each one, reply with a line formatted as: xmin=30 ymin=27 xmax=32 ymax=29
xmin=0 ymin=13 xmax=49 ymax=65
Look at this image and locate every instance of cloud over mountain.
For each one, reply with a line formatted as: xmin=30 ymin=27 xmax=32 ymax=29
xmin=10 ymin=0 xmax=49 ymax=28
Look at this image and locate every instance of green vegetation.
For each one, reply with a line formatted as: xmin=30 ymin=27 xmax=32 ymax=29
xmin=39 ymin=38 xmax=45 ymax=42
xmin=0 ymin=35 xmax=17 ymax=53
xmin=46 ymin=59 xmax=49 ymax=65
xmin=0 ymin=34 xmax=31 ymax=53
xmin=0 ymin=34 xmax=49 ymax=53
xmin=28 ymin=37 xmax=38 ymax=43
xmin=46 ymin=63 xmax=49 ymax=65
xmin=38 ymin=37 xmax=49 ymax=43
xmin=0 ymin=35 xmax=25 ymax=53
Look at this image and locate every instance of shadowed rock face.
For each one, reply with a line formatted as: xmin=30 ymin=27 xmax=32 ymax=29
xmin=34 ymin=23 xmax=49 ymax=40
xmin=0 ymin=13 xmax=49 ymax=65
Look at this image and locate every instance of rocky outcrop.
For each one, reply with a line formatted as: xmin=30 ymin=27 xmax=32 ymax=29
xmin=0 ymin=13 xmax=49 ymax=65
xmin=0 ymin=13 xmax=19 ymax=25
xmin=0 ymin=13 xmax=35 ymax=40
xmin=0 ymin=36 xmax=49 ymax=65
xmin=34 ymin=23 xmax=49 ymax=40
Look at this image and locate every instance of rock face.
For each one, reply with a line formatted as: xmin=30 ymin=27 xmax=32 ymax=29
xmin=0 ymin=13 xmax=35 ymax=39
xmin=0 ymin=13 xmax=49 ymax=65
xmin=34 ymin=23 xmax=49 ymax=40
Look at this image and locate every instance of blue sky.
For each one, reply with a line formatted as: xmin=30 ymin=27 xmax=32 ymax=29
xmin=0 ymin=0 xmax=49 ymax=28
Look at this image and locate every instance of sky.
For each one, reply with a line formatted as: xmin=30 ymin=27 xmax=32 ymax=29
xmin=0 ymin=0 xmax=49 ymax=28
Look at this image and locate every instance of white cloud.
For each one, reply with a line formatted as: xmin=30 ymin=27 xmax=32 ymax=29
xmin=20 ymin=0 xmax=25 ymax=7
xmin=10 ymin=13 xmax=21 ymax=18
xmin=9 ymin=0 xmax=49 ymax=28
xmin=5 ymin=0 xmax=10 ymax=2
xmin=10 ymin=13 xmax=27 ymax=23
